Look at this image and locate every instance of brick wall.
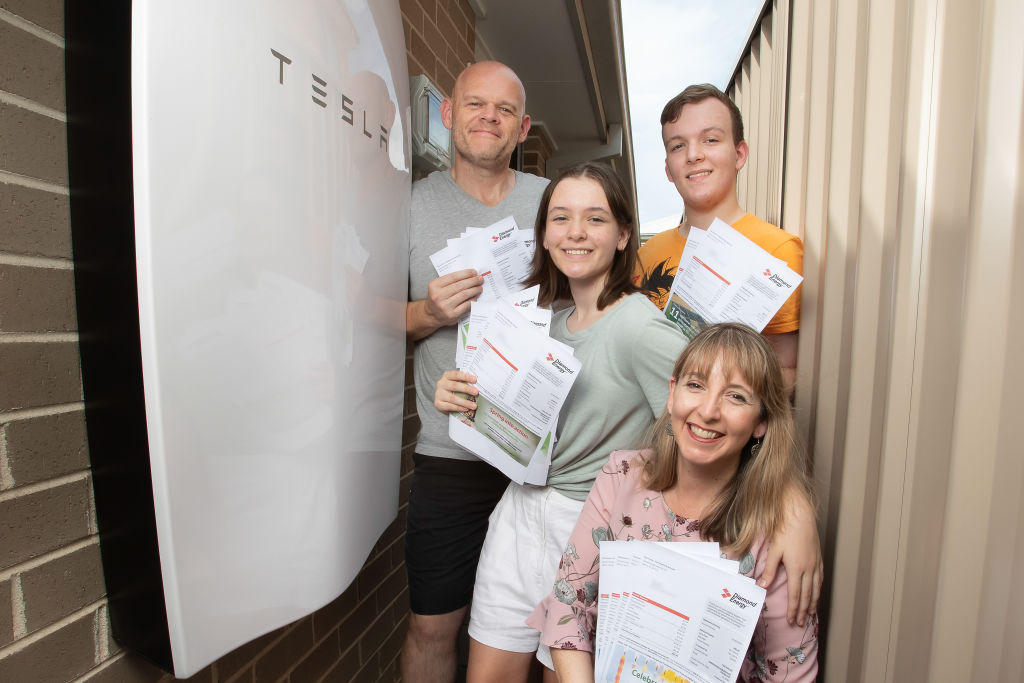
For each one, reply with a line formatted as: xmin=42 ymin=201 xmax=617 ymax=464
xmin=521 ymin=126 xmax=554 ymax=179
xmin=0 ymin=1 xmax=475 ymax=682
xmin=400 ymin=0 xmax=475 ymax=96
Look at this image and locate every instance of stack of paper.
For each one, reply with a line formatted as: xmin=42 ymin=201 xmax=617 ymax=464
xmin=663 ymin=218 xmax=803 ymax=339
xmin=595 ymin=541 xmax=766 ymax=683
xmin=428 ymin=216 xmax=581 ymax=485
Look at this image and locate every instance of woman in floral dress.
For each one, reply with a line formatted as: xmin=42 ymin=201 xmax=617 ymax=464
xmin=529 ymin=323 xmax=818 ymax=682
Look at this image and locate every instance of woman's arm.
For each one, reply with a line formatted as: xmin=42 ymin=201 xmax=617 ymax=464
xmin=551 ymin=648 xmax=595 ymax=683
xmin=757 ymin=485 xmax=822 ymax=626
xmin=433 ymin=370 xmax=478 ymax=414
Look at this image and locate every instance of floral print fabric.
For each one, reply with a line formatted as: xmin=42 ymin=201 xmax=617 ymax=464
xmin=526 ymin=450 xmax=817 ymax=682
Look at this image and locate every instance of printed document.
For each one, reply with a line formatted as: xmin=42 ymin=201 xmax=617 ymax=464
xmin=663 ymin=218 xmax=802 ymax=339
xmin=448 ymin=302 xmax=579 ymax=484
xmin=595 ymin=541 xmax=765 ymax=683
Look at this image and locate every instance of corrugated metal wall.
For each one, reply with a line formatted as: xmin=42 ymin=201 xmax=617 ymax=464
xmin=727 ymin=0 xmax=1024 ymax=680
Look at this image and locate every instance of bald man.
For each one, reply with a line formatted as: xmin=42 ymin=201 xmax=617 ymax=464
xmin=402 ymin=62 xmax=549 ymax=682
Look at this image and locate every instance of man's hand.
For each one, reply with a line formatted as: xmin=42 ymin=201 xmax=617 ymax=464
xmin=434 ymin=370 xmax=479 ymax=414
xmin=757 ymin=487 xmax=823 ymax=626
xmin=407 ymin=269 xmax=484 ymax=340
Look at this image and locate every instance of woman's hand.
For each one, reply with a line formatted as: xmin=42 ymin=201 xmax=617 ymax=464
xmin=758 ymin=488 xmax=823 ymax=627
xmin=434 ymin=370 xmax=479 ymax=414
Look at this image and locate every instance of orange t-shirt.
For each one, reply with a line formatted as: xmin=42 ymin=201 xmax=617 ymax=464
xmin=634 ymin=213 xmax=803 ymax=334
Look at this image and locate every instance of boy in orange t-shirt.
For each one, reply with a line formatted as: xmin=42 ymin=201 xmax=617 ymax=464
xmin=635 ymin=84 xmax=803 ymax=389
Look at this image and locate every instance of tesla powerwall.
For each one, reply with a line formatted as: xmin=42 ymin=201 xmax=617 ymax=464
xmin=67 ymin=0 xmax=410 ymax=676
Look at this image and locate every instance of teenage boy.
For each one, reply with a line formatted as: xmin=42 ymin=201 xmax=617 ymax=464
xmin=636 ymin=84 xmax=802 ymax=390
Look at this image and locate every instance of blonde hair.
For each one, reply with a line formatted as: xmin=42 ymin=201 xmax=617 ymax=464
xmin=642 ymin=323 xmax=813 ymax=555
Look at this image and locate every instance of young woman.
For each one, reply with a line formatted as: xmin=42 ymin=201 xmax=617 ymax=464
xmin=434 ymin=163 xmax=819 ymax=682
xmin=530 ymin=323 xmax=818 ymax=682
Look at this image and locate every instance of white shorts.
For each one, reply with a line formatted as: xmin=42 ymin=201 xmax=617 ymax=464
xmin=468 ymin=483 xmax=585 ymax=668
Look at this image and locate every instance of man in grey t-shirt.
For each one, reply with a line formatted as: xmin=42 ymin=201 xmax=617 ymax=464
xmin=401 ymin=61 xmax=549 ymax=683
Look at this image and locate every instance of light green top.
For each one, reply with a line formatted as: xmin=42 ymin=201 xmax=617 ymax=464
xmin=546 ymin=293 xmax=687 ymax=500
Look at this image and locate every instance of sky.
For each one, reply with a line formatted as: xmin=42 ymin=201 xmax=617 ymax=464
xmin=623 ymin=0 xmax=764 ymax=226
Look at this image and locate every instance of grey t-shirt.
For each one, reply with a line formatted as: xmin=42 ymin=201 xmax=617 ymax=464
xmin=546 ymin=293 xmax=687 ymax=500
xmin=410 ymin=169 xmax=549 ymax=460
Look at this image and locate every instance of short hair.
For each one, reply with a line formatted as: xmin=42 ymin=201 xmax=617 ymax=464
xmin=660 ymin=84 xmax=744 ymax=146
xmin=641 ymin=323 xmax=813 ymax=555
xmin=523 ymin=162 xmax=639 ymax=310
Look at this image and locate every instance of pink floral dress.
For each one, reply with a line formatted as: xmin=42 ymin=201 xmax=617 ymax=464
xmin=527 ymin=450 xmax=818 ymax=682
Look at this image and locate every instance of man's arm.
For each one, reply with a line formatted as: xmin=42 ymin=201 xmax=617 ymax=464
xmin=765 ymin=330 xmax=798 ymax=395
xmin=406 ymin=269 xmax=484 ymax=341
xmin=757 ymin=483 xmax=822 ymax=627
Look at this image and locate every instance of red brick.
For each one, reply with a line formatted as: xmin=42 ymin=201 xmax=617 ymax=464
xmin=401 ymin=413 xmax=419 ymax=448
xmin=0 ymin=264 xmax=77 ymax=333
xmin=252 ymin=619 xmax=314 ymax=683
xmin=0 ymin=22 xmax=65 ymax=111
xmin=401 ymin=382 xmax=418 ymax=417
xmin=312 ymin=584 xmax=358 ymax=640
xmin=409 ymin=31 xmax=435 ymax=85
xmin=455 ymin=0 xmax=474 ymax=27
xmin=399 ymin=0 xmax=423 ymax=32
xmin=0 ymin=477 xmax=92 ymax=570
xmin=356 ymin=550 xmax=392 ymax=602
xmin=0 ymin=184 xmax=71 ymax=258
xmin=0 ymin=341 xmax=82 ymax=411
xmin=175 ymin=663 xmax=214 ymax=682
xmin=319 ymin=642 xmax=360 ymax=683
xmin=0 ymin=577 xmax=12 ymax=647
xmin=445 ymin=45 xmax=462 ymax=75
xmin=389 ymin=531 xmax=406 ymax=570
xmin=214 ymin=625 xmax=283 ymax=681
xmin=0 ymin=0 xmax=64 ymax=36
xmin=406 ymin=55 xmax=426 ymax=80
xmin=417 ymin=0 xmax=437 ymax=24
xmin=0 ymin=102 xmax=68 ymax=186
xmin=338 ymin=595 xmax=378 ymax=653
xmin=457 ymin=35 xmax=474 ymax=66
xmin=289 ymin=630 xmax=340 ymax=682
xmin=77 ymin=652 xmax=167 ymax=683
xmin=0 ymin=608 xmax=97 ymax=682
xmin=374 ymin=566 xmax=407 ymax=613
xmin=352 ymin=650 xmax=381 ymax=680
xmin=436 ymin=6 xmax=460 ymax=46
xmin=422 ymin=18 xmax=447 ymax=63
xmin=2 ymin=410 xmax=89 ymax=487
xmin=380 ymin=611 xmax=407 ymax=668
xmin=437 ymin=67 xmax=456 ymax=98
xmin=19 ymin=541 xmax=105 ymax=633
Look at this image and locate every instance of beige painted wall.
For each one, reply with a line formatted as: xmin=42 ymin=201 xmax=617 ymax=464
xmin=730 ymin=0 xmax=1024 ymax=679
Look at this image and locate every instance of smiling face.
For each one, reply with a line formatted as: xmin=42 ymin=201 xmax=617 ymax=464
xmin=541 ymin=176 xmax=631 ymax=295
xmin=663 ymin=97 xmax=748 ymax=219
xmin=667 ymin=355 xmax=767 ymax=474
xmin=441 ymin=62 xmax=531 ymax=171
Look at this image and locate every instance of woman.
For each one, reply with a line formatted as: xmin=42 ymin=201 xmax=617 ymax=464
xmin=435 ymin=163 xmax=818 ymax=682
xmin=530 ymin=323 xmax=818 ymax=682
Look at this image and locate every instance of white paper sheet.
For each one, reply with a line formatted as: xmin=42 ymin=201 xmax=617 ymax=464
xmin=663 ymin=218 xmax=802 ymax=339
xmin=595 ymin=540 xmax=766 ymax=683
xmin=448 ymin=308 xmax=579 ymax=484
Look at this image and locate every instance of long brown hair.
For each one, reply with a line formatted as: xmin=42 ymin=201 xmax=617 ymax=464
xmin=642 ymin=323 xmax=813 ymax=555
xmin=523 ymin=162 xmax=639 ymax=309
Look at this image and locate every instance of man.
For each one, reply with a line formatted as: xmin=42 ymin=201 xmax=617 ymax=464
xmin=402 ymin=61 xmax=549 ymax=683
xmin=636 ymin=84 xmax=803 ymax=390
